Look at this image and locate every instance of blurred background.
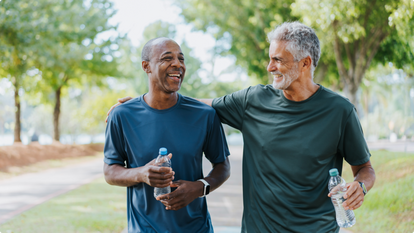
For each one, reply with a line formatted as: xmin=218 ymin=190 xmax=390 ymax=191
xmin=0 ymin=0 xmax=413 ymax=145
xmin=0 ymin=0 xmax=413 ymax=232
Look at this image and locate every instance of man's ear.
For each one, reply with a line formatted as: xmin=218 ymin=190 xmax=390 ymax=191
xmin=142 ymin=61 xmax=151 ymax=73
xmin=301 ymin=56 xmax=312 ymax=71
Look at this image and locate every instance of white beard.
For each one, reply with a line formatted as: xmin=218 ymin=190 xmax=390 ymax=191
xmin=272 ymin=64 xmax=300 ymax=90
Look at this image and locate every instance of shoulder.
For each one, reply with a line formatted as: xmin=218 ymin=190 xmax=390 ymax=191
xmin=318 ymin=86 xmax=355 ymax=112
xmin=108 ymin=97 xmax=142 ymax=120
xmin=180 ymin=95 xmax=216 ymax=113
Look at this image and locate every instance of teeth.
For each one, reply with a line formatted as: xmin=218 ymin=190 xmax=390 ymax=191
xmin=169 ymin=74 xmax=180 ymax=77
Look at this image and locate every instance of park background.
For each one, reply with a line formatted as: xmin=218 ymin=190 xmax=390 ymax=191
xmin=0 ymin=0 xmax=413 ymax=232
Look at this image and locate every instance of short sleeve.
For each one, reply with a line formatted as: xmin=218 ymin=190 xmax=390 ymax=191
xmin=202 ymin=111 xmax=230 ymax=164
xmin=104 ymin=113 xmax=128 ymax=166
xmin=212 ymin=87 xmax=251 ymax=130
xmin=338 ymin=108 xmax=371 ymax=165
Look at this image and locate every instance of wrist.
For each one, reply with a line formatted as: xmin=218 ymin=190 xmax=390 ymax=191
xmin=357 ymin=181 xmax=367 ymax=195
xmin=197 ymin=179 xmax=211 ymax=197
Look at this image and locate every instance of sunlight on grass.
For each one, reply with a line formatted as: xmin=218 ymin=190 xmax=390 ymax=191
xmin=342 ymin=150 xmax=414 ymax=233
xmin=0 ymin=177 xmax=127 ymax=233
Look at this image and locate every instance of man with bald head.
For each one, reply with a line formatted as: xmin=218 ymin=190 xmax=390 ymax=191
xmin=104 ymin=37 xmax=230 ymax=233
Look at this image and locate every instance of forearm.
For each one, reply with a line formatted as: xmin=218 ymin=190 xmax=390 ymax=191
xmin=203 ymin=157 xmax=231 ymax=193
xmin=104 ymin=163 xmax=143 ymax=187
xmin=196 ymin=99 xmax=214 ymax=107
xmin=352 ymin=161 xmax=376 ymax=192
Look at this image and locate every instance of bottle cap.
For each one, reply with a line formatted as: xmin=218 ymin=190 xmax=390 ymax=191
xmin=159 ymin=147 xmax=168 ymax=155
xmin=329 ymin=168 xmax=339 ymax=176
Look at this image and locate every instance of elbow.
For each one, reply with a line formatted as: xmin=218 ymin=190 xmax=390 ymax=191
xmin=103 ymin=163 xmax=116 ymax=185
xmin=224 ymin=157 xmax=231 ymax=180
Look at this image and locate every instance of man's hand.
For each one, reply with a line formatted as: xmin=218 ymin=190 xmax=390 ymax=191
xmin=156 ymin=180 xmax=204 ymax=210
xmin=342 ymin=181 xmax=364 ymax=210
xmin=141 ymin=153 xmax=174 ymax=188
xmin=327 ymin=181 xmax=364 ymax=211
xmin=105 ymin=96 xmax=133 ymax=123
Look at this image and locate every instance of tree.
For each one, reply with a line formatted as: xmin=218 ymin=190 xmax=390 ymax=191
xmin=175 ymin=0 xmax=297 ymax=84
xmin=0 ymin=0 xmax=54 ymax=142
xmin=175 ymin=0 xmax=414 ymax=107
xmin=291 ymin=0 xmax=414 ymax=105
xmin=32 ymin=0 xmax=120 ymax=141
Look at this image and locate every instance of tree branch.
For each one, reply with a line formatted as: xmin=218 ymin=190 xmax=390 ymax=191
xmin=344 ymin=42 xmax=354 ymax=77
xmin=363 ymin=0 xmax=377 ymax=29
xmin=332 ymin=21 xmax=349 ymax=81
xmin=357 ymin=31 xmax=389 ymax=84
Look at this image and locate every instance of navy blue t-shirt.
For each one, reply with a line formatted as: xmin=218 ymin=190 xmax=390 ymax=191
xmin=104 ymin=93 xmax=230 ymax=233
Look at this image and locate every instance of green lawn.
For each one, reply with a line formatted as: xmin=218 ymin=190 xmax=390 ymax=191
xmin=0 ymin=177 xmax=127 ymax=233
xmin=341 ymin=150 xmax=414 ymax=233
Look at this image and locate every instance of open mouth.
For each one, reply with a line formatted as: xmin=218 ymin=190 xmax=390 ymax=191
xmin=168 ymin=73 xmax=181 ymax=81
xmin=272 ymin=73 xmax=283 ymax=79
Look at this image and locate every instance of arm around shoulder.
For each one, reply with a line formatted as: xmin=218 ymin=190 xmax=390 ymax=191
xmin=196 ymin=99 xmax=213 ymax=106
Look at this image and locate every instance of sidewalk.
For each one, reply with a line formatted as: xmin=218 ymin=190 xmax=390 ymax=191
xmin=0 ymin=158 xmax=103 ymax=224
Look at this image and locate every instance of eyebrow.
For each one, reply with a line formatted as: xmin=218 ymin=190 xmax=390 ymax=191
xmin=161 ymin=52 xmax=184 ymax=56
xmin=271 ymin=56 xmax=283 ymax=61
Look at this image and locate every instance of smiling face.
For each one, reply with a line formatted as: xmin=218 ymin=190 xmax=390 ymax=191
xmin=267 ymin=40 xmax=300 ymax=90
xmin=143 ymin=39 xmax=186 ymax=94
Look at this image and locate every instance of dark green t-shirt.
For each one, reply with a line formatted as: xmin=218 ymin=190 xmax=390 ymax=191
xmin=212 ymin=84 xmax=370 ymax=233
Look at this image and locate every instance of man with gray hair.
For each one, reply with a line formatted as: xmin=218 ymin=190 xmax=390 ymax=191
xmin=107 ymin=22 xmax=375 ymax=232
xmin=208 ymin=21 xmax=375 ymax=232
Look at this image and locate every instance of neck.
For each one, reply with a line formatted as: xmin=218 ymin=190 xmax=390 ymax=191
xmin=144 ymin=92 xmax=179 ymax=110
xmin=282 ymin=77 xmax=319 ymax=102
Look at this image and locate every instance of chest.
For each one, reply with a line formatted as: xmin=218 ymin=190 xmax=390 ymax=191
xmin=121 ymin=113 xmax=208 ymax=168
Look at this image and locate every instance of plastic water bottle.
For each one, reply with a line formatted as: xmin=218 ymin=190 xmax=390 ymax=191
xmin=154 ymin=147 xmax=171 ymax=198
xmin=328 ymin=168 xmax=356 ymax=228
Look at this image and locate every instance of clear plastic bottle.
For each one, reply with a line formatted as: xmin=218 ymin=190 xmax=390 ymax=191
xmin=154 ymin=147 xmax=171 ymax=198
xmin=328 ymin=168 xmax=356 ymax=228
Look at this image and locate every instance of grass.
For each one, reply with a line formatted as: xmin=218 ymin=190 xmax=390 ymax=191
xmin=341 ymin=150 xmax=414 ymax=233
xmin=0 ymin=177 xmax=127 ymax=233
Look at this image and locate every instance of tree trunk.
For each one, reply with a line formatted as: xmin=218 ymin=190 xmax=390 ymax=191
xmin=13 ymin=78 xmax=22 ymax=143
xmin=53 ymin=86 xmax=62 ymax=142
xmin=342 ymin=78 xmax=359 ymax=107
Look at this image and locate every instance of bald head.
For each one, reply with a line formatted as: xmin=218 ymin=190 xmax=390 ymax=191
xmin=141 ymin=37 xmax=178 ymax=62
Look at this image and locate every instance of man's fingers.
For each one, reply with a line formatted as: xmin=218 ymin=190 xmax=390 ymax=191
xmin=343 ymin=182 xmax=364 ymax=210
xmin=107 ymin=103 xmax=121 ymax=116
xmin=170 ymin=180 xmax=182 ymax=188
xmin=118 ymin=96 xmax=132 ymax=103
xmin=343 ymin=182 xmax=358 ymax=199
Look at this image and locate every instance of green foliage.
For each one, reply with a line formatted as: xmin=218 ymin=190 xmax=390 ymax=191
xmin=291 ymin=0 xmax=414 ymax=105
xmin=175 ymin=0 xmax=297 ymax=84
xmin=175 ymin=0 xmax=414 ymax=106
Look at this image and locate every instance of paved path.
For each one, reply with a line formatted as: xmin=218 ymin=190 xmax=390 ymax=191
xmin=0 ymin=158 xmax=103 ymax=224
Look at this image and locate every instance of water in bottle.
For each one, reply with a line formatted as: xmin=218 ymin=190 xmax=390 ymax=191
xmin=154 ymin=147 xmax=171 ymax=198
xmin=328 ymin=168 xmax=356 ymax=228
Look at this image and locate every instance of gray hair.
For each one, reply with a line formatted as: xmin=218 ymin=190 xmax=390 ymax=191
xmin=141 ymin=37 xmax=171 ymax=62
xmin=267 ymin=22 xmax=321 ymax=76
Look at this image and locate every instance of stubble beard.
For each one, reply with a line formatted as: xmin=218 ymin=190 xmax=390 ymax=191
xmin=272 ymin=64 xmax=300 ymax=90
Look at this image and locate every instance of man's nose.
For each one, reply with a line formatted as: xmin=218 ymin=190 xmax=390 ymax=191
xmin=267 ymin=61 xmax=276 ymax=72
xmin=171 ymin=57 xmax=181 ymax=67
